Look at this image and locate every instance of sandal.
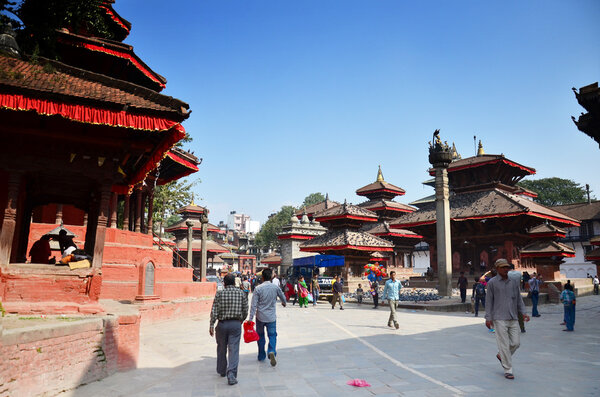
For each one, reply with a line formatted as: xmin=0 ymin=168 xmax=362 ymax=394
xmin=496 ymin=353 xmax=502 ymax=363
xmin=504 ymin=373 xmax=514 ymax=380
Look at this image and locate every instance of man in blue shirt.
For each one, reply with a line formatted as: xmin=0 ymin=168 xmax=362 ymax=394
xmin=382 ymin=271 xmax=402 ymax=329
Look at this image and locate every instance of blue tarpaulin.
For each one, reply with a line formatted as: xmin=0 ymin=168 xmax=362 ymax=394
xmin=292 ymin=255 xmax=344 ymax=268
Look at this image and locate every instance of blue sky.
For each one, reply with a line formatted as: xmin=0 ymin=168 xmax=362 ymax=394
xmin=115 ymin=0 xmax=600 ymax=225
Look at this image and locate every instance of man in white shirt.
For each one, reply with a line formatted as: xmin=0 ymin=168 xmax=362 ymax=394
xmin=272 ymin=271 xmax=281 ymax=288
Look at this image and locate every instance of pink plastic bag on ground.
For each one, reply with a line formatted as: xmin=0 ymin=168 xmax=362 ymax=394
xmin=347 ymin=379 xmax=371 ymax=387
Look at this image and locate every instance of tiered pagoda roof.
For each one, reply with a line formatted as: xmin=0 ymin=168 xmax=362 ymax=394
xmin=391 ymin=188 xmax=579 ymax=232
xmin=0 ymin=53 xmax=189 ymax=196
xmin=520 ymin=241 xmax=575 ymax=259
xmin=356 ymin=166 xmax=406 ymax=200
xmin=527 ymin=223 xmax=567 ymax=239
xmin=300 ymin=201 xmax=393 ymax=255
xmin=572 ymin=82 xmax=600 ymax=148
xmin=295 ymin=195 xmax=339 ymax=219
xmin=299 ymin=229 xmax=394 ymax=253
xmin=314 ymin=201 xmax=379 ymax=228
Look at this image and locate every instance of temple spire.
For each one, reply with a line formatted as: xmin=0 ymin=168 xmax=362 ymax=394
xmin=190 ymin=193 xmax=195 ymax=206
xmin=477 ymin=140 xmax=485 ymax=156
xmin=376 ymin=165 xmax=384 ymax=182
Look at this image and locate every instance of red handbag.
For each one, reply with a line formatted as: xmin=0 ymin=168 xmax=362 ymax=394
xmin=243 ymin=321 xmax=260 ymax=343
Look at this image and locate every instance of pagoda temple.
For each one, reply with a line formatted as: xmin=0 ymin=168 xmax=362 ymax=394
xmin=520 ymin=223 xmax=575 ymax=280
xmin=357 ymin=166 xmax=422 ymax=272
xmin=390 ymin=143 xmax=580 ymax=280
xmin=300 ymin=201 xmax=394 ymax=287
xmin=0 ymin=1 xmax=212 ymax=312
xmin=164 ymin=203 xmax=230 ymax=279
xmin=572 ymin=82 xmax=600 ymax=148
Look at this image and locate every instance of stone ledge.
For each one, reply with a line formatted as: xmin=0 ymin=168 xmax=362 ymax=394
xmin=1 ymin=317 xmax=103 ymax=345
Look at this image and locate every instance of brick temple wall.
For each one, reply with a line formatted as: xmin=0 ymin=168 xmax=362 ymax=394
xmin=0 ymin=314 xmax=140 ymax=397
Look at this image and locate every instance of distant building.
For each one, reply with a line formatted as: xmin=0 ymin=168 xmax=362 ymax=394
xmin=227 ymin=211 xmax=260 ymax=233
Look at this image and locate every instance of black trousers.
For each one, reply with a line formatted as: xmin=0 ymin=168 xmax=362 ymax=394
xmin=373 ymin=293 xmax=379 ymax=308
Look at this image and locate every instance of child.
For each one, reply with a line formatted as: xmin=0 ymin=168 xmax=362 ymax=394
xmin=356 ymin=284 xmax=364 ymax=303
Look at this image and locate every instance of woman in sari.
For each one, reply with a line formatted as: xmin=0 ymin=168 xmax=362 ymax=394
xmin=297 ymin=275 xmax=310 ymax=308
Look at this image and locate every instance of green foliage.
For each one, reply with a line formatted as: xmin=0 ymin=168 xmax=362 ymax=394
xmin=255 ymin=206 xmax=296 ymax=250
xmin=15 ymin=0 xmax=114 ymax=59
xmin=153 ymin=178 xmax=200 ymax=236
xmin=302 ymin=192 xmax=325 ymax=208
xmin=518 ymin=178 xmax=592 ymax=206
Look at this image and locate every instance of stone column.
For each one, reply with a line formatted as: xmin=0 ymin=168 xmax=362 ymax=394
xmin=186 ymin=220 xmax=194 ymax=276
xmin=92 ymin=185 xmax=112 ymax=269
xmin=428 ymin=132 xmax=453 ymax=297
xmin=200 ymin=212 xmax=209 ymax=282
xmin=134 ymin=190 xmax=142 ymax=233
xmin=109 ymin=192 xmax=118 ymax=228
xmin=0 ymin=172 xmax=21 ymax=265
xmin=122 ymin=194 xmax=130 ymax=231
xmin=55 ymin=204 xmax=63 ymax=225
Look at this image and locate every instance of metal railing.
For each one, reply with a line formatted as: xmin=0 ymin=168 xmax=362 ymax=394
xmin=152 ymin=232 xmax=201 ymax=281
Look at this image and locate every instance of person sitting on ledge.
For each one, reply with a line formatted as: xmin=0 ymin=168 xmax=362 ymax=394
xmin=58 ymin=229 xmax=78 ymax=264
xmin=29 ymin=234 xmax=54 ymax=264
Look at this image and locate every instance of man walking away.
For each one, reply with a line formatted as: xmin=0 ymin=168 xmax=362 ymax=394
xmin=593 ymin=275 xmax=599 ymax=295
xmin=331 ymin=275 xmax=344 ymax=310
xmin=209 ymin=273 xmax=248 ymax=386
xmin=560 ymin=283 xmax=576 ymax=331
xmin=272 ymin=271 xmax=280 ymax=288
xmin=472 ymin=277 xmax=486 ymax=317
xmin=241 ymin=275 xmax=251 ymax=297
xmin=507 ymin=265 xmax=526 ymax=333
xmin=528 ymin=273 xmax=542 ymax=317
xmin=310 ymin=273 xmax=320 ymax=306
xmin=249 ymin=268 xmax=287 ymax=367
xmin=485 ymin=259 xmax=530 ymax=380
xmin=457 ymin=271 xmax=468 ymax=303
xmin=382 ymin=271 xmax=402 ymax=329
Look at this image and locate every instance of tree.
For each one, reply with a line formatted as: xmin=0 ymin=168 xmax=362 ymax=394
xmin=518 ymin=178 xmax=592 ymax=206
xmin=255 ymin=206 xmax=296 ymax=250
xmin=302 ymin=192 xmax=325 ymax=208
xmin=152 ymin=178 xmax=200 ymax=236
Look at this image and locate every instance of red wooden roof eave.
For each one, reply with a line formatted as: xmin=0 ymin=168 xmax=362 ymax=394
xmin=156 ymin=151 xmax=199 ymax=185
xmin=356 ymin=188 xmax=406 ymax=197
xmin=527 ymin=232 xmax=566 ymax=239
xmin=373 ymin=232 xmax=423 ymax=239
xmin=57 ymin=32 xmax=166 ymax=89
xmin=364 ymin=206 xmax=414 ymax=213
xmin=315 ymin=215 xmax=379 ymax=223
xmin=300 ymin=245 xmax=394 ymax=252
xmin=99 ymin=4 xmax=131 ymax=38
xmin=428 ymin=158 xmax=536 ymax=176
xmin=390 ymin=211 xmax=580 ymax=229
xmin=520 ymin=252 xmax=576 ymax=258
xmin=277 ymin=234 xmax=315 ymax=240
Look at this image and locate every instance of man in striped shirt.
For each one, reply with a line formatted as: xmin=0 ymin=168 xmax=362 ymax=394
xmin=209 ymin=273 xmax=248 ymax=385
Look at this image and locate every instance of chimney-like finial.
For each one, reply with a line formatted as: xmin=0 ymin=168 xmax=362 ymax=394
xmin=477 ymin=140 xmax=485 ymax=156
xmin=376 ymin=165 xmax=384 ymax=182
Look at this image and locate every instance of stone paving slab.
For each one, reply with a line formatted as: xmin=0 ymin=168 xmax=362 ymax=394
xmin=57 ymin=295 xmax=600 ymax=397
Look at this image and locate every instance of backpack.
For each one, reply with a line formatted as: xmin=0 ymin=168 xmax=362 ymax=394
xmin=475 ymin=283 xmax=486 ymax=296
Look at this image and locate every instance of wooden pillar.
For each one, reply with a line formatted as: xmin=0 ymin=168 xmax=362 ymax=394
xmin=0 ymin=172 xmax=21 ymax=265
xmin=122 ymin=194 xmax=130 ymax=231
xmin=92 ymin=184 xmax=111 ymax=269
xmin=109 ymin=192 xmax=118 ymax=228
xmin=147 ymin=188 xmax=154 ymax=235
xmin=140 ymin=192 xmax=146 ymax=234
xmin=55 ymin=204 xmax=63 ymax=225
xmin=83 ymin=212 xmax=88 ymax=227
xmin=15 ymin=198 xmax=33 ymax=263
xmin=134 ymin=190 xmax=142 ymax=233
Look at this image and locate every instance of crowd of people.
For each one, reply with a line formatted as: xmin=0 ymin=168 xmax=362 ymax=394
xmin=208 ymin=260 xmax=594 ymax=386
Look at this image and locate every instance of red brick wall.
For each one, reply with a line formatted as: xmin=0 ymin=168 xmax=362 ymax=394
xmin=0 ymin=314 xmax=139 ymax=397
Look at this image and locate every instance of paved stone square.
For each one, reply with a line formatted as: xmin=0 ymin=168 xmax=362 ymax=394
xmin=60 ymin=295 xmax=600 ymax=396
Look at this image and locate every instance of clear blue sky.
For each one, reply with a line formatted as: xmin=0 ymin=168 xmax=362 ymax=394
xmin=115 ymin=0 xmax=600 ymax=225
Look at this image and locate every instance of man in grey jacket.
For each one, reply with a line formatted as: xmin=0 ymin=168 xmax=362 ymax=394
xmin=485 ymin=259 xmax=530 ymax=380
